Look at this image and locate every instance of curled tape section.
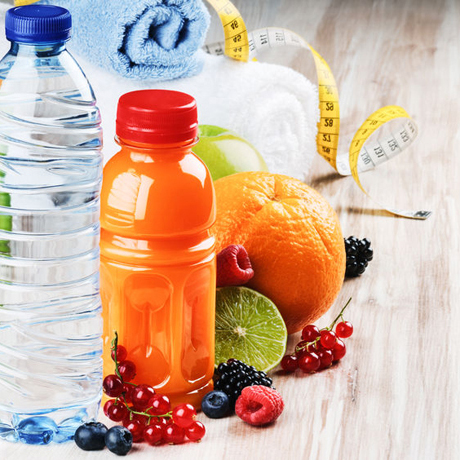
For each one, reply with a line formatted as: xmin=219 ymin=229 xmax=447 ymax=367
xmin=204 ymin=3 xmax=431 ymax=220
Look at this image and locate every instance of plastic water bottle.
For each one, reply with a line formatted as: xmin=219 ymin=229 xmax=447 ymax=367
xmin=0 ymin=6 xmax=103 ymax=444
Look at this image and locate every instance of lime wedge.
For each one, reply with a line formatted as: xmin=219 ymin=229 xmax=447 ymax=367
xmin=215 ymin=286 xmax=288 ymax=372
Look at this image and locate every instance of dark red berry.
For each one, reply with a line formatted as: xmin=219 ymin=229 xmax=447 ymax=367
xmin=123 ymin=419 xmax=144 ymax=443
xmin=118 ymin=360 xmax=137 ymax=382
xmin=185 ymin=421 xmax=206 ymax=442
xmin=332 ymin=338 xmax=346 ymax=361
xmin=281 ymin=355 xmax=298 ymax=372
xmin=317 ymin=349 xmax=334 ymax=370
xmin=129 ymin=413 xmax=149 ymax=426
xmin=295 ymin=340 xmax=310 ymax=357
xmin=147 ymin=394 xmax=171 ymax=416
xmin=103 ymin=399 xmax=116 ymax=417
xmin=150 ymin=416 xmax=171 ymax=427
xmin=103 ymin=374 xmax=124 ymax=397
xmin=122 ymin=383 xmax=133 ymax=404
xmin=298 ymin=352 xmax=321 ymax=373
xmin=107 ymin=402 xmax=128 ymax=422
xmin=336 ymin=321 xmax=353 ymax=338
xmin=111 ymin=345 xmax=127 ymax=362
xmin=301 ymin=324 xmax=320 ymax=342
xmin=320 ymin=330 xmax=337 ymax=350
xmin=163 ymin=423 xmax=185 ymax=444
xmin=143 ymin=423 xmax=163 ymax=446
xmin=132 ymin=384 xmax=156 ymax=411
xmin=172 ymin=403 xmax=197 ymax=429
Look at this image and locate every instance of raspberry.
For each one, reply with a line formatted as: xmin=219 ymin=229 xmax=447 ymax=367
xmin=235 ymin=385 xmax=284 ymax=426
xmin=216 ymin=245 xmax=254 ymax=287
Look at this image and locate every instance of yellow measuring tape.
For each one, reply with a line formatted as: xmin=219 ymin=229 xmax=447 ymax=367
xmin=204 ymin=1 xmax=431 ymax=220
xmin=14 ymin=0 xmax=430 ymax=219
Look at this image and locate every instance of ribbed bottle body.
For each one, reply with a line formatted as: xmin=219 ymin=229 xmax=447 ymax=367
xmin=0 ymin=42 xmax=103 ymax=445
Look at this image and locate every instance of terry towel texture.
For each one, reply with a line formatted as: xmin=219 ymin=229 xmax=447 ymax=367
xmin=88 ymin=51 xmax=320 ymax=181
xmin=0 ymin=4 xmax=319 ymax=181
xmin=40 ymin=0 xmax=210 ymax=80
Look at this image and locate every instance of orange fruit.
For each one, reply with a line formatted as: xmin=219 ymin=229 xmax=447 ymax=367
xmin=212 ymin=171 xmax=345 ymax=334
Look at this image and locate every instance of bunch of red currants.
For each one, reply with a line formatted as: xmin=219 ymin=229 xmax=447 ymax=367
xmin=281 ymin=298 xmax=353 ymax=373
xmin=103 ymin=336 xmax=205 ymax=445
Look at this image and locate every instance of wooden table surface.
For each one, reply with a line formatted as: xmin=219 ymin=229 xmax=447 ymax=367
xmin=2 ymin=0 xmax=459 ymax=459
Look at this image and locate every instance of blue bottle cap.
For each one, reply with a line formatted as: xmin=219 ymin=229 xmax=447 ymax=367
xmin=5 ymin=5 xmax=71 ymax=44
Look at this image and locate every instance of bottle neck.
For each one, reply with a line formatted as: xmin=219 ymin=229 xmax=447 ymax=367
xmin=9 ymin=40 xmax=67 ymax=57
xmin=116 ymin=136 xmax=198 ymax=155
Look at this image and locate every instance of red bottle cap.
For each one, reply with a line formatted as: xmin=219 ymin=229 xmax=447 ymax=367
xmin=116 ymin=89 xmax=198 ymax=145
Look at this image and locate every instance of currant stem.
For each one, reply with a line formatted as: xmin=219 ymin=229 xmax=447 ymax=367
xmin=122 ymin=393 xmax=172 ymax=422
xmin=329 ymin=297 xmax=352 ymax=331
xmin=110 ymin=331 xmax=172 ymax=424
xmin=295 ymin=336 xmax=320 ymax=353
xmin=111 ymin=331 xmax=123 ymax=381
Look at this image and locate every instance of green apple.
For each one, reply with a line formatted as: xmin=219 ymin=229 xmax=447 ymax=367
xmin=193 ymin=125 xmax=268 ymax=181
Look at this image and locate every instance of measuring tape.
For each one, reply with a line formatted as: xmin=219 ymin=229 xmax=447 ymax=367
xmin=204 ymin=1 xmax=431 ymax=220
xmin=14 ymin=0 xmax=431 ymax=219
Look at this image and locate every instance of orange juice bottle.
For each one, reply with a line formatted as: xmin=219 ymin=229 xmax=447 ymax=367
xmin=100 ymin=90 xmax=216 ymax=408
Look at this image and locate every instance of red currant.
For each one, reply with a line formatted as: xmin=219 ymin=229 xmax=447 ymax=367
xmin=332 ymin=338 xmax=346 ymax=361
xmin=123 ymin=419 xmax=145 ymax=442
xmin=316 ymin=349 xmax=333 ymax=370
xmin=111 ymin=345 xmax=127 ymax=362
xmin=301 ymin=324 xmax=320 ymax=342
xmin=298 ymin=352 xmax=321 ymax=373
xmin=150 ymin=416 xmax=171 ymax=427
xmin=281 ymin=355 xmax=298 ymax=372
xmin=320 ymin=330 xmax=337 ymax=350
xmin=143 ymin=423 xmax=163 ymax=446
xmin=148 ymin=394 xmax=171 ymax=416
xmin=163 ymin=423 xmax=185 ymax=444
xmin=129 ymin=412 xmax=149 ymax=426
xmin=132 ymin=384 xmax=156 ymax=410
xmin=118 ymin=360 xmax=137 ymax=382
xmin=103 ymin=399 xmax=116 ymax=417
xmin=336 ymin=321 xmax=353 ymax=338
xmin=295 ymin=340 xmax=309 ymax=357
xmin=122 ymin=383 xmax=133 ymax=404
xmin=172 ymin=403 xmax=197 ymax=428
xmin=103 ymin=374 xmax=123 ymax=397
xmin=185 ymin=421 xmax=206 ymax=442
xmin=107 ymin=401 xmax=128 ymax=422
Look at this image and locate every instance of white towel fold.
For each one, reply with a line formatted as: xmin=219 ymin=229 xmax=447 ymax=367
xmin=88 ymin=51 xmax=319 ymax=181
xmin=0 ymin=5 xmax=319 ymax=181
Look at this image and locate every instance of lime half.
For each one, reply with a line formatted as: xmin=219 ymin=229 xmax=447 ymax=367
xmin=215 ymin=286 xmax=288 ymax=372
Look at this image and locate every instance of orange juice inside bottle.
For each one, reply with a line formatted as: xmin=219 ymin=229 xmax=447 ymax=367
xmin=100 ymin=90 xmax=216 ymax=408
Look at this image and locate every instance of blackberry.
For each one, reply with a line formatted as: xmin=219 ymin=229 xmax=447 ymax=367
xmin=213 ymin=359 xmax=274 ymax=409
xmin=344 ymin=236 xmax=373 ymax=277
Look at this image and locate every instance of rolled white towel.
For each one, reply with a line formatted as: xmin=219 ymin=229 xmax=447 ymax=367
xmin=88 ymin=51 xmax=319 ymax=181
xmin=0 ymin=5 xmax=319 ymax=180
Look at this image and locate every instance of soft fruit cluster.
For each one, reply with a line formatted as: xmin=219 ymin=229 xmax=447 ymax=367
xmin=344 ymin=236 xmax=373 ymax=277
xmin=216 ymin=245 xmax=254 ymax=287
xmin=102 ymin=336 xmax=206 ymax=446
xmin=281 ymin=299 xmax=353 ymax=373
xmin=213 ymin=359 xmax=273 ymax=409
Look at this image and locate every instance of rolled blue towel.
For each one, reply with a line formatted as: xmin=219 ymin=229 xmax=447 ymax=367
xmin=39 ymin=0 xmax=210 ymax=81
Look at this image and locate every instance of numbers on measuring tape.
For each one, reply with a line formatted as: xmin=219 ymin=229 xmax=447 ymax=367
xmin=204 ymin=1 xmax=430 ymax=219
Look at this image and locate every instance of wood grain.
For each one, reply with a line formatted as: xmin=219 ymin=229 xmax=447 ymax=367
xmin=1 ymin=0 xmax=459 ymax=459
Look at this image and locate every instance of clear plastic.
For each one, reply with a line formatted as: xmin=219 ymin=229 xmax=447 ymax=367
xmin=0 ymin=40 xmax=103 ymax=444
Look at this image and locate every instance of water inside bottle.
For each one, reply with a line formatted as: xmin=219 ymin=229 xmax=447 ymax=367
xmin=0 ymin=43 xmax=103 ymax=444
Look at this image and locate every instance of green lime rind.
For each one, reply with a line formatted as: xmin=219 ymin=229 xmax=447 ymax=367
xmin=215 ymin=286 xmax=287 ymax=372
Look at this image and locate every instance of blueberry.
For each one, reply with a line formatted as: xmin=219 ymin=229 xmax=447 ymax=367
xmin=201 ymin=390 xmax=230 ymax=419
xmin=74 ymin=422 xmax=107 ymax=451
xmin=105 ymin=426 xmax=133 ymax=456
